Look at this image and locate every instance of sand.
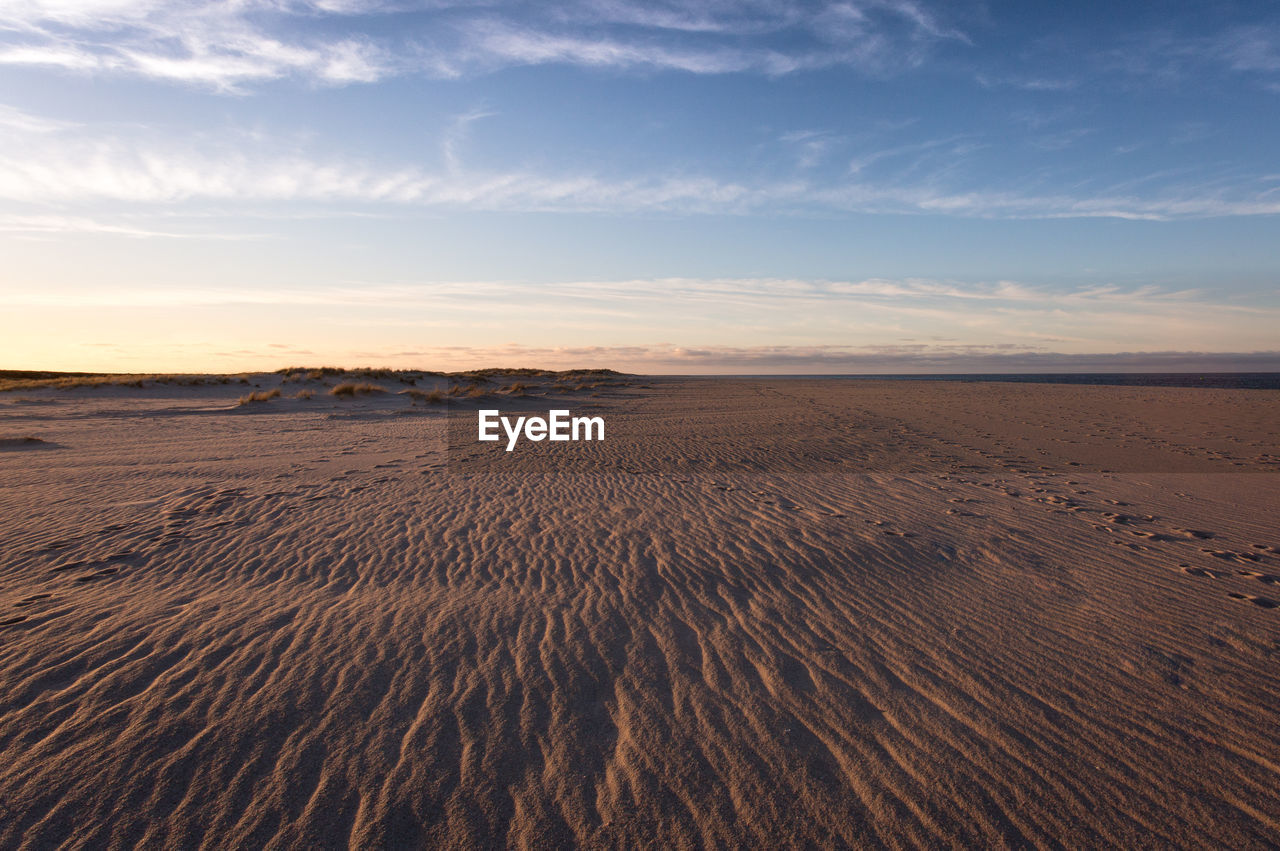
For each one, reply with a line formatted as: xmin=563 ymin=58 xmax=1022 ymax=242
xmin=1 ymin=375 xmax=1278 ymax=848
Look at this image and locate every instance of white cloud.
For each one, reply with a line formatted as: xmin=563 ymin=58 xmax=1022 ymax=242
xmin=2 ymin=105 xmax=1278 ymax=219
xmin=0 ymin=212 xmax=260 ymax=238
xmin=1 ymin=143 xmax=1277 ymax=219
xmin=0 ymin=0 xmax=397 ymax=90
xmin=2 ymin=1 xmax=1277 ymax=94
xmin=467 ymin=24 xmax=761 ymax=74
xmin=0 ymin=0 xmax=967 ymax=90
xmin=0 ymin=44 xmax=106 ymax=70
xmin=8 ymin=275 xmax=1274 ymax=371
xmin=0 ymin=103 xmax=77 ymax=133
xmin=0 ymin=275 xmax=1252 ymax=311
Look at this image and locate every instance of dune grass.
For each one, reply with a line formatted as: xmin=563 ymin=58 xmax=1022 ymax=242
xmin=237 ymin=388 xmax=281 ymax=405
xmin=0 ymin=372 xmax=260 ymax=392
xmin=331 ymin=382 xmax=386 ymax=398
xmin=401 ymin=388 xmax=445 ymax=405
xmin=1 ymin=367 xmax=630 ymax=394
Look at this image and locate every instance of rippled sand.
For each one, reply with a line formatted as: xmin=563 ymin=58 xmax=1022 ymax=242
xmin=2 ymin=376 xmax=1278 ymax=848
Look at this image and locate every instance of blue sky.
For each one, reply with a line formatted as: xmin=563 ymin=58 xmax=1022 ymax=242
xmin=1 ymin=0 xmax=1278 ymax=372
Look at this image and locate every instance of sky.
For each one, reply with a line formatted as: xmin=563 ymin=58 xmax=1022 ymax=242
xmin=1 ymin=0 xmax=1278 ymax=373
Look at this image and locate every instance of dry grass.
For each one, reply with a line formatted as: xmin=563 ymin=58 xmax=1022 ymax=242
xmin=277 ymin=366 xmax=440 ymax=385
xmin=277 ymin=366 xmax=346 ymax=380
xmin=440 ymin=380 xmax=498 ymax=399
xmin=0 ymin=373 xmax=249 ymax=392
xmin=0 ymin=367 xmax=631 ymax=394
xmin=558 ymin=368 xmax=622 ymax=378
xmin=237 ymin=388 xmax=281 ymax=406
xmin=295 ymin=389 xmax=314 ymax=400
xmin=0 ymin=375 xmax=148 ymax=392
xmin=331 ymin=382 xmax=386 ymax=398
xmin=400 ymin=389 xmax=445 ymax=405
xmin=500 ymin=382 xmax=531 ymax=396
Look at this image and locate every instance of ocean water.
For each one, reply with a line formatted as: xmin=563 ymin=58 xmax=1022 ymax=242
xmin=721 ymin=373 xmax=1280 ymax=390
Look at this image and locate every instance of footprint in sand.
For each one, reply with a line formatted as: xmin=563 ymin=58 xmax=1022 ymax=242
xmin=15 ymin=593 xmax=52 ymax=607
xmin=1227 ymin=593 xmax=1278 ymax=609
xmin=1103 ymin=512 xmax=1157 ymax=526
xmin=1181 ymin=566 xmax=1225 ymax=578
xmin=1202 ymin=549 xmax=1262 ymax=564
xmin=1237 ymin=570 xmax=1280 ymax=585
xmin=0 ymin=615 xmax=28 ymax=627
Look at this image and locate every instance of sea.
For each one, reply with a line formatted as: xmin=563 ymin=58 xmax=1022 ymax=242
xmin=718 ymin=373 xmax=1280 ymax=390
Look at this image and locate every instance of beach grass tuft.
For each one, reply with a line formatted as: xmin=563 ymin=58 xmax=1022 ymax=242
xmin=331 ymin=382 xmax=386 ymax=397
xmin=237 ymin=388 xmax=281 ymax=405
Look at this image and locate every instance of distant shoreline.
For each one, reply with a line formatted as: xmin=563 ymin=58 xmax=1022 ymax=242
xmin=667 ymin=372 xmax=1280 ymax=390
xmin=5 ymin=369 xmax=1280 ymax=391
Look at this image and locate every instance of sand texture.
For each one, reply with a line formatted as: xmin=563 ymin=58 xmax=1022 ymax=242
xmin=2 ymin=376 xmax=1279 ymax=848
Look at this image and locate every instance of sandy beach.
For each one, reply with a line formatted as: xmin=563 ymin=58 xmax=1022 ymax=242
xmin=1 ymin=374 xmax=1278 ymax=848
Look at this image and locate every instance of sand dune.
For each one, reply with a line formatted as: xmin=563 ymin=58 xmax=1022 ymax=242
xmin=2 ymin=376 xmax=1278 ymax=848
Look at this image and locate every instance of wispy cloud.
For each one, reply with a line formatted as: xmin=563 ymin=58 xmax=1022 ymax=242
xmin=441 ymin=108 xmax=495 ymax=173
xmin=2 ymin=2 xmax=1277 ymax=97
xmin=1035 ymin=20 xmax=1280 ymax=92
xmin=0 ymin=103 xmax=77 ymax=134
xmin=1216 ymin=25 xmax=1280 ymax=73
xmin=10 ymin=275 xmax=1274 ymax=372
xmin=975 ymin=73 xmax=1077 ymax=92
xmin=0 ymin=1 xmax=397 ymax=91
xmin=846 ymin=135 xmax=974 ymax=176
xmin=3 ymin=122 xmax=1279 ymax=220
xmin=0 ymin=275 xmax=1254 ymax=313
xmin=0 ymin=0 xmax=968 ymax=90
xmin=0 ymin=212 xmax=262 ymax=238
